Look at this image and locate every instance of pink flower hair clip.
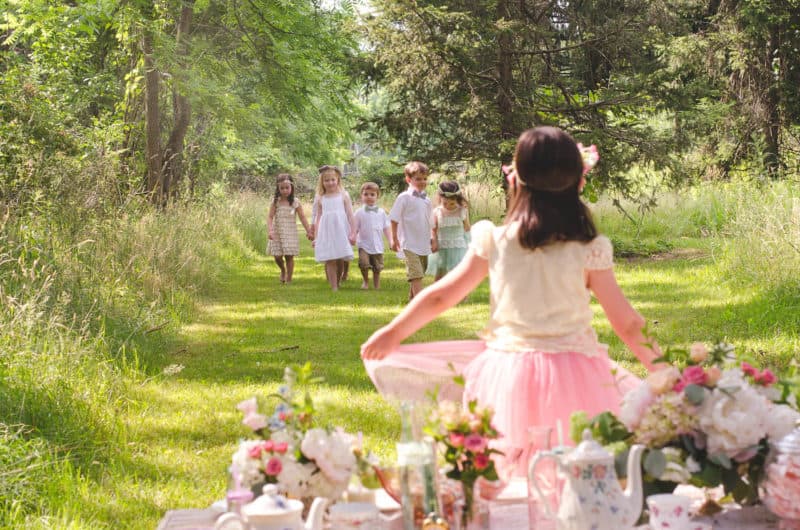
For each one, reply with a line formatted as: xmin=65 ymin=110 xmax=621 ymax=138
xmin=577 ymin=143 xmax=599 ymax=176
xmin=502 ymin=164 xmax=523 ymax=187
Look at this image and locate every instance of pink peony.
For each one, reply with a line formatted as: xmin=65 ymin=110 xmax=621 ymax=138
xmin=464 ymin=433 xmax=488 ymax=453
xmin=755 ymin=369 xmax=777 ymax=386
xmin=265 ymin=457 xmax=283 ymax=476
xmin=473 ymin=453 xmax=489 ymax=470
xmin=448 ymin=432 xmax=465 ymax=448
xmin=741 ymin=362 xmax=758 ymax=377
xmin=242 ymin=413 xmax=268 ymax=432
xmin=237 ymin=397 xmax=258 ymax=416
xmin=274 ymin=441 xmax=289 ymax=454
xmin=674 ymin=365 xmax=708 ymax=392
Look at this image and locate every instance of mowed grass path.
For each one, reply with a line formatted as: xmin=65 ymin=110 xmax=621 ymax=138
xmin=120 ymin=235 xmax=796 ymax=529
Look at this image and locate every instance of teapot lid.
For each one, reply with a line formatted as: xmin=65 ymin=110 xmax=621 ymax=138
xmin=242 ymin=484 xmax=302 ymax=517
xmin=774 ymin=420 xmax=800 ymax=454
xmin=565 ymin=429 xmax=612 ymax=463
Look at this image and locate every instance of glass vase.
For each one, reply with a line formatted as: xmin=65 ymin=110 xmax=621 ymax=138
xmin=526 ymin=426 xmax=558 ymax=530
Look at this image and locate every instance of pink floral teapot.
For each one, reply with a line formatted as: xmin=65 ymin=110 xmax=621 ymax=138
xmin=529 ymin=429 xmax=645 ymax=530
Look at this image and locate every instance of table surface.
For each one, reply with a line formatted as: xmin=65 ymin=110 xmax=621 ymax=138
xmin=157 ymin=482 xmax=780 ymax=530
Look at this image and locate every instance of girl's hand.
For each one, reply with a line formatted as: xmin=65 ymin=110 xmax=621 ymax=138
xmin=360 ymin=326 xmax=401 ymax=360
xmin=268 ymin=230 xmax=276 ymax=240
xmin=390 ymin=240 xmax=399 ymax=252
xmin=306 ymin=230 xmax=313 ymax=240
xmin=431 ymin=239 xmax=439 ymax=253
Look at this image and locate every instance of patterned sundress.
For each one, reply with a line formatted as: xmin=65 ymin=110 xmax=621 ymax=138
xmin=268 ymin=199 xmax=301 ymax=256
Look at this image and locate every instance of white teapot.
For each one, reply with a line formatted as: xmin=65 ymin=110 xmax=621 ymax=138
xmin=529 ymin=429 xmax=645 ymax=530
xmin=215 ymin=485 xmax=328 ymax=530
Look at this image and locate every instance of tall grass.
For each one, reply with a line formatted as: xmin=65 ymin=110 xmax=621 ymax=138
xmin=0 ymin=195 xmax=253 ymax=527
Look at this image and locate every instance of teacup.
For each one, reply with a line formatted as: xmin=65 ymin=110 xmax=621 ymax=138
xmin=647 ymin=493 xmax=692 ymax=529
xmin=327 ymin=502 xmax=380 ymax=530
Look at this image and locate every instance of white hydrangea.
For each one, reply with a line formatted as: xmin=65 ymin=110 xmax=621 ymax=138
xmin=619 ymin=381 xmax=655 ymax=430
xmin=277 ymin=459 xmax=315 ymax=498
xmin=766 ymin=404 xmax=800 ymax=441
xmin=699 ymin=369 xmax=770 ymax=457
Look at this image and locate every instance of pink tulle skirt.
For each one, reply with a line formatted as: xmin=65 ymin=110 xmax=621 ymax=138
xmin=363 ymin=340 xmax=640 ymax=479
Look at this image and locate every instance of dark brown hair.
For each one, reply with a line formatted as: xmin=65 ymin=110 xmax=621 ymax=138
xmin=437 ymin=180 xmax=468 ymax=207
xmin=507 ymin=127 xmax=597 ymax=249
xmin=273 ymin=174 xmax=295 ymax=205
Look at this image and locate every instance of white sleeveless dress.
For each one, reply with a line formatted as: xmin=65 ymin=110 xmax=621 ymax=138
xmin=314 ymin=193 xmax=354 ymax=262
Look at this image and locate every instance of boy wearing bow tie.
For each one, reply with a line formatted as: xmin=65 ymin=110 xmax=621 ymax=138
xmin=389 ymin=161 xmax=434 ymax=300
xmin=354 ymin=182 xmax=393 ymax=290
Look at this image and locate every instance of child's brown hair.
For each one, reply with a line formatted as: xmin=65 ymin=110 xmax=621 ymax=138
xmin=273 ymin=173 xmax=295 ymax=205
xmin=360 ymin=181 xmax=381 ymax=196
xmin=404 ymin=161 xmax=429 ymax=179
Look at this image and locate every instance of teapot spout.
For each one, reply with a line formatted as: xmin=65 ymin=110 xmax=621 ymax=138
xmin=624 ymin=444 xmax=645 ymax=522
xmin=305 ymin=497 xmax=330 ymax=530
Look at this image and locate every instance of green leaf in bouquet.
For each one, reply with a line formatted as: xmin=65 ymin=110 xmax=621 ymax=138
xmin=684 ymin=384 xmax=706 ymax=405
xmin=692 ymin=462 xmax=722 ymax=487
xmin=569 ymin=411 xmax=591 ymax=444
xmin=593 ymin=412 xmax=630 ymax=443
xmin=643 ymin=449 xmax=667 ymax=478
xmin=709 ymin=453 xmax=732 ymax=469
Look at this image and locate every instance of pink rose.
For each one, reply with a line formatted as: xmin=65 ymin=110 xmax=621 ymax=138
xmin=756 ymin=369 xmax=777 ymax=386
xmin=464 ymin=433 xmax=488 ymax=453
xmin=274 ymin=441 xmax=289 ymax=454
xmin=674 ymin=365 xmax=708 ymax=392
xmin=237 ymin=397 xmax=258 ymax=416
xmin=741 ymin=362 xmax=758 ymax=377
xmin=262 ymin=440 xmax=275 ymax=452
xmin=705 ymin=366 xmax=722 ymax=386
xmin=473 ymin=453 xmax=489 ymax=470
xmin=689 ymin=342 xmax=708 ymax=363
xmin=248 ymin=445 xmax=263 ymax=459
xmin=448 ymin=432 xmax=465 ymax=448
xmin=265 ymin=457 xmax=283 ymax=476
xmin=242 ymin=413 xmax=268 ymax=432
xmin=647 ymin=366 xmax=681 ymax=395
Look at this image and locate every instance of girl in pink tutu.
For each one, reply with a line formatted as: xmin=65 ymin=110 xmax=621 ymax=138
xmin=361 ymin=126 xmax=660 ymax=478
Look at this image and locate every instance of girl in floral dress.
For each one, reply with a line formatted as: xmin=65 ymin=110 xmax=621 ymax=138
xmin=362 ymin=127 xmax=660 ymax=478
xmin=427 ymin=180 xmax=471 ymax=280
xmin=268 ymin=174 xmax=312 ymax=284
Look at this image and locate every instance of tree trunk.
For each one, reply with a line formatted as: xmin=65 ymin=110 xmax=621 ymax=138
xmin=163 ymin=1 xmax=194 ymax=201
xmin=763 ymin=24 xmax=780 ymax=178
xmin=143 ymin=29 xmax=163 ymax=203
xmin=496 ymin=0 xmax=515 ymax=151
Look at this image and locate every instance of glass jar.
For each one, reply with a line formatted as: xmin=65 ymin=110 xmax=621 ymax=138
xmin=760 ymin=422 xmax=800 ymax=530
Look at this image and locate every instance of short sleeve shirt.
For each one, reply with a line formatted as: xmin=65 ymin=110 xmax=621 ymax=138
xmin=470 ymin=220 xmax=614 ymax=354
xmin=355 ymin=206 xmax=390 ymax=254
xmin=389 ymin=189 xmax=433 ymax=256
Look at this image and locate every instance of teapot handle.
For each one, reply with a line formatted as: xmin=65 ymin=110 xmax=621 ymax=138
xmin=528 ymin=451 xmax=561 ymax=520
xmin=214 ymin=512 xmax=250 ymax=530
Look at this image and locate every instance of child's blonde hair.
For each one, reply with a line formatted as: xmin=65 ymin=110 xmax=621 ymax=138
xmin=404 ymin=161 xmax=429 ymax=179
xmin=316 ymin=165 xmax=343 ymax=196
xmin=360 ymin=181 xmax=381 ymax=196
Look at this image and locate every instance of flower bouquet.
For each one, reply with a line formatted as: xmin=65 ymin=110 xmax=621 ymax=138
xmin=232 ymin=363 xmax=378 ymax=502
xmin=570 ymin=342 xmax=800 ymax=506
xmin=425 ymin=396 xmax=502 ymax=527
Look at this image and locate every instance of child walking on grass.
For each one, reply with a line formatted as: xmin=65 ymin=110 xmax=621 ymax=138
xmin=267 ymin=174 xmax=312 ymax=284
xmin=313 ymin=165 xmax=355 ymax=291
xmin=389 ymin=161 xmax=433 ymax=301
xmin=353 ymin=182 xmax=392 ymax=290
xmin=362 ymin=126 xmax=660 ymax=479
xmin=427 ymin=180 xmax=470 ymax=281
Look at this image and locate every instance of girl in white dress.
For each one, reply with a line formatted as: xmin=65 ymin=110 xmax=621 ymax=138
xmin=313 ymin=165 xmax=355 ymax=291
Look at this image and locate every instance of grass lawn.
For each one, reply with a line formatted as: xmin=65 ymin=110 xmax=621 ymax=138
xmin=113 ymin=226 xmax=797 ymax=529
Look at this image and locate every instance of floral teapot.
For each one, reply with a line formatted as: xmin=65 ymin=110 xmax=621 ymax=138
xmin=529 ymin=429 xmax=645 ymax=530
xmin=214 ymin=485 xmax=328 ymax=530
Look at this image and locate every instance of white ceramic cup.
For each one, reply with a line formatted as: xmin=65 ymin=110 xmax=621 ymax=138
xmin=327 ymin=502 xmax=380 ymax=530
xmin=647 ymin=493 xmax=692 ymax=529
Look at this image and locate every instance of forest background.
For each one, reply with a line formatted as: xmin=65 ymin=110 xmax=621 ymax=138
xmin=2 ymin=0 xmax=800 ymax=528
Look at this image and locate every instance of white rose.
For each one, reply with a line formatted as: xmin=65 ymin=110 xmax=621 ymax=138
xmin=277 ymin=459 xmax=314 ymax=498
xmin=232 ymin=441 xmax=266 ymax=488
xmin=699 ymin=382 xmax=770 ymax=457
xmin=619 ymin=381 xmax=655 ymax=430
xmin=300 ymin=428 xmax=329 ymax=462
xmin=766 ymin=404 xmax=800 ymax=441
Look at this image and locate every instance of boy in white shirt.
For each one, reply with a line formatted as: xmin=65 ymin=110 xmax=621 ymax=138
xmin=353 ymin=182 xmax=393 ymax=290
xmin=389 ymin=161 xmax=435 ymax=301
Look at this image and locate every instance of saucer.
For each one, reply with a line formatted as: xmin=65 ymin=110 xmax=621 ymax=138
xmin=636 ymin=522 xmax=714 ymax=530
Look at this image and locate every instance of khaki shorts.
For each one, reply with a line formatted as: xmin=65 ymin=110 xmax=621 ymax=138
xmin=358 ymin=248 xmax=384 ymax=272
xmin=403 ymin=249 xmax=428 ymax=281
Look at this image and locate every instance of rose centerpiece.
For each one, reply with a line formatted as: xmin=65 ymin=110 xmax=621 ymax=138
xmin=232 ymin=363 xmax=377 ymax=501
xmin=570 ymin=342 xmax=800 ymax=505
